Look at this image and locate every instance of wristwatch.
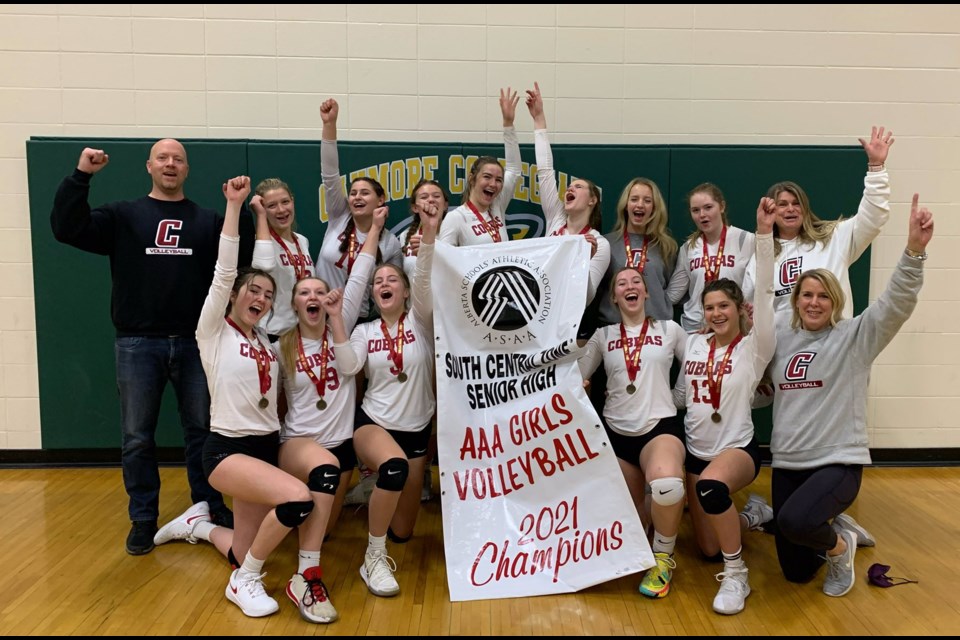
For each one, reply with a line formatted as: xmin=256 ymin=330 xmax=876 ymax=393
xmin=904 ymin=248 xmax=928 ymax=261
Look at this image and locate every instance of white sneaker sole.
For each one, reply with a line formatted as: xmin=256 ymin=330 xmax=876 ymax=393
xmin=225 ymin=585 xmax=279 ymax=618
xmin=359 ymin=565 xmax=400 ymax=597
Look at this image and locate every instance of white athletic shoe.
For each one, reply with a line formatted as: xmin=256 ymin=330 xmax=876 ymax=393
xmin=740 ymin=494 xmax=774 ymax=532
xmin=225 ymin=569 xmax=279 ymax=618
xmin=286 ymin=566 xmax=338 ymax=623
xmin=344 ymin=473 xmax=376 ymax=506
xmin=359 ymin=549 xmax=400 ymax=597
xmin=713 ymin=566 xmax=750 ymax=615
xmin=154 ymin=501 xmax=210 ymax=545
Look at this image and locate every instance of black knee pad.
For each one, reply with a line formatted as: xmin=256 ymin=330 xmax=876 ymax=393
xmin=695 ymin=479 xmax=732 ymax=515
xmin=387 ymin=526 xmax=412 ymax=544
xmin=227 ymin=547 xmax=240 ymax=570
xmin=703 ymin=551 xmax=724 ymax=563
xmin=275 ymin=499 xmax=314 ymax=528
xmin=308 ymin=464 xmax=341 ymax=495
xmin=375 ymin=457 xmax=409 ymax=491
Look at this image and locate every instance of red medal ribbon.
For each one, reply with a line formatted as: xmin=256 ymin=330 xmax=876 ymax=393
xmin=552 ymin=224 xmax=592 ymax=237
xmin=466 ymin=201 xmax=502 ymax=243
xmin=623 ymin=230 xmax=649 ymax=273
xmin=705 ymin=333 xmax=744 ymax=417
xmin=225 ymin=316 xmax=272 ymax=397
xmin=269 ymin=229 xmax=310 ymax=280
xmin=379 ymin=312 xmax=407 ymax=377
xmin=701 ymin=225 xmax=728 ymax=283
xmin=296 ymin=326 xmax=328 ymax=402
xmin=620 ymin=318 xmax=650 ymax=388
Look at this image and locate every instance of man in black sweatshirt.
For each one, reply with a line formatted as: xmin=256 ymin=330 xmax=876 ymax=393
xmin=51 ymin=139 xmax=235 ymax=555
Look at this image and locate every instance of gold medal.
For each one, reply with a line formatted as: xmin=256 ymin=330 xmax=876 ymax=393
xmin=711 ymin=411 xmax=721 ymax=423
xmin=259 ymin=397 xmax=269 ymax=409
xmin=626 ymin=384 xmax=636 ymax=394
xmin=317 ymin=398 xmax=327 ymax=411
xmin=397 ymin=371 xmax=408 ymax=383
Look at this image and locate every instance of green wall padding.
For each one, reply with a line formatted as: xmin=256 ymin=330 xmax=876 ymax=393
xmin=27 ymin=137 xmax=865 ymax=450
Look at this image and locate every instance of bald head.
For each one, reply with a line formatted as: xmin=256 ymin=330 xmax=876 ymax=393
xmin=149 ymin=138 xmax=187 ymax=162
xmin=146 ymin=138 xmax=189 ymax=201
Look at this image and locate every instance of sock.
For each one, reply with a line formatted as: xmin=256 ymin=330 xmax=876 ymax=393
xmin=722 ymin=547 xmax=744 ymax=570
xmin=367 ymin=532 xmax=387 ymax=556
xmin=193 ymin=521 xmax=215 ymax=542
xmin=652 ymin=532 xmax=677 ymax=556
xmin=298 ymin=549 xmax=321 ymax=574
xmin=239 ymin=552 xmax=265 ymax=578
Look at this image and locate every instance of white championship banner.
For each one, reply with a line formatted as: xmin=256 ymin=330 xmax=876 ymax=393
xmin=435 ymin=236 xmax=653 ymax=602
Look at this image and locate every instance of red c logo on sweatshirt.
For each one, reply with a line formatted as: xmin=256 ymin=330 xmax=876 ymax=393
xmin=784 ymin=352 xmax=816 ymax=381
xmin=156 ymin=220 xmax=183 ymax=247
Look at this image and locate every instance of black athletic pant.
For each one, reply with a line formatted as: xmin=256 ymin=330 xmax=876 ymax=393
xmin=772 ymin=464 xmax=862 ymax=583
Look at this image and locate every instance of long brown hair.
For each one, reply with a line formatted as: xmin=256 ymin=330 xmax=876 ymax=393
xmin=685 ymin=183 xmax=729 ymax=247
xmin=339 ymin=177 xmax=386 ymax=263
xmin=404 ymin=179 xmax=449 ymax=251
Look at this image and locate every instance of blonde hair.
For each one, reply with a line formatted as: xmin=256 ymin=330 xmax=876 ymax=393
xmin=373 ymin=263 xmax=411 ymax=311
xmin=255 ymin=178 xmax=297 ymax=234
xmin=789 ymin=269 xmax=846 ymax=330
xmin=278 ymin=276 xmax=330 ymax=379
xmin=685 ymin=183 xmax=730 ymax=248
xmin=767 ymin=181 xmax=840 ymax=258
xmin=611 ymin=178 xmax=677 ymax=264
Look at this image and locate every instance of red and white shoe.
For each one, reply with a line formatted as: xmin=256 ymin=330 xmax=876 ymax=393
xmin=154 ymin=501 xmax=210 ymax=545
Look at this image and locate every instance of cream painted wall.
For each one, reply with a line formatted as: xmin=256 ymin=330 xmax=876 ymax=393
xmin=0 ymin=4 xmax=957 ymax=450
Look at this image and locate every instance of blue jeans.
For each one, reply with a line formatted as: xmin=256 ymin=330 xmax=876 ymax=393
xmin=115 ymin=336 xmax=225 ymax=522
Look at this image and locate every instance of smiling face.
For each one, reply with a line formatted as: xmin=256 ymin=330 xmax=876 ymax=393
xmin=468 ymin=159 xmax=504 ymax=210
xmin=612 ymin=268 xmax=648 ymax=316
xmin=260 ymin=187 xmax=296 ymax=235
xmin=625 ymin=182 xmax=655 ymax=232
xmin=146 ymin=139 xmax=188 ymax=198
xmin=702 ymin=289 xmax=740 ymax=343
xmin=794 ymin=274 xmax=838 ymax=332
xmin=292 ymin=277 xmax=329 ymax=329
xmin=413 ymin=182 xmax=448 ymax=215
xmin=349 ymin=178 xmax=385 ymax=218
xmin=689 ymin=191 xmax=725 ymax=237
xmin=774 ymin=189 xmax=804 ymax=240
xmin=372 ymin=264 xmax=409 ymax=316
xmin=230 ymin=274 xmax=275 ymax=330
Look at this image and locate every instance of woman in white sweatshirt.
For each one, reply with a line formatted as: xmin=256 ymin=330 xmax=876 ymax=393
xmin=743 ymin=126 xmax=894 ymax=320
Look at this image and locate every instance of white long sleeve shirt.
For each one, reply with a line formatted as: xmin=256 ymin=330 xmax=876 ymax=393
xmin=316 ymin=138 xmax=402 ymax=317
xmin=342 ymin=242 xmax=436 ymax=431
xmin=742 ymin=169 xmax=890 ymax=320
xmin=252 ymin=232 xmax=314 ymax=335
xmin=279 ymin=252 xmax=375 ymax=448
xmin=667 ymin=226 xmax=755 ymax=332
xmin=533 ymin=128 xmax=611 ymax=304
xmin=197 ymin=234 xmax=280 ymax=437
xmin=438 ymin=127 xmax=521 ymax=246
xmin=678 ymin=232 xmax=775 ymax=461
